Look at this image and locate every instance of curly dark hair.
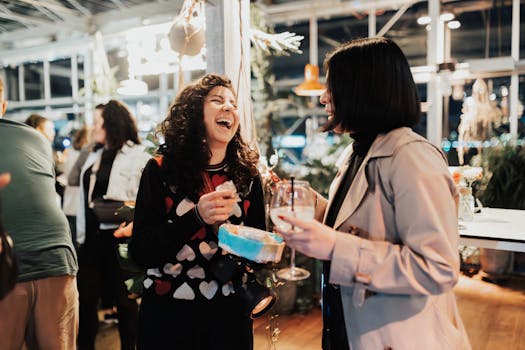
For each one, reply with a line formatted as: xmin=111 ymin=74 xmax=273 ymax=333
xmin=160 ymin=73 xmax=259 ymax=201
xmin=101 ymin=100 xmax=140 ymax=150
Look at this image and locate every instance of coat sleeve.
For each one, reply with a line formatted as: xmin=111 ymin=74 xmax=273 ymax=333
xmin=129 ymin=159 xmax=204 ymax=267
xmin=329 ymin=141 xmax=460 ymax=295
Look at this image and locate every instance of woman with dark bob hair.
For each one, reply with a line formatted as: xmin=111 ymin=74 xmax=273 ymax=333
xmin=276 ymin=37 xmax=471 ymax=349
xmin=75 ymin=99 xmax=150 ymax=350
xmin=129 ymin=74 xmax=266 ymax=349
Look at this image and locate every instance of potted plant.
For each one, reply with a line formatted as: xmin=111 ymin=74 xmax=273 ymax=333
xmin=474 ymin=144 xmax=525 ymax=279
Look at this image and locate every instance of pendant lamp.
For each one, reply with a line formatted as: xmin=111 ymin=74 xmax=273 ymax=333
xmin=294 ymin=64 xmax=325 ymax=96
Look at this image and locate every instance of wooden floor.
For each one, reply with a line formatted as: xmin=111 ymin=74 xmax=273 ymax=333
xmin=96 ymin=273 xmax=525 ymax=350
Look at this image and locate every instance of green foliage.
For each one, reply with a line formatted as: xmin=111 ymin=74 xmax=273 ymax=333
xmin=302 ymin=134 xmax=352 ymax=197
xmin=478 ymin=145 xmax=525 ymax=209
xmin=144 ymin=131 xmax=161 ymax=156
xmin=250 ymin=3 xmax=302 ymax=160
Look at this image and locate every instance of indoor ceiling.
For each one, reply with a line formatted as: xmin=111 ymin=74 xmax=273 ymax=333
xmin=0 ymin=0 xmax=523 ymax=84
xmin=0 ymin=0 xmax=182 ymax=49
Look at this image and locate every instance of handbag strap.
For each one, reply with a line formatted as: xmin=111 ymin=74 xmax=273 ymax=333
xmin=87 ymin=152 xmax=102 ymax=209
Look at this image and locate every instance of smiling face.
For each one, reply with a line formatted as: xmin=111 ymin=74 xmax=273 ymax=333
xmin=320 ymin=87 xmax=344 ymax=133
xmin=202 ymin=86 xmax=240 ymax=151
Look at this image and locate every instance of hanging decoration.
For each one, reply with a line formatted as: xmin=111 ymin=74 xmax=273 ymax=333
xmin=168 ymin=0 xmax=206 ymax=89
xmin=87 ymin=31 xmax=119 ymax=98
xmin=250 ymin=28 xmax=303 ymax=55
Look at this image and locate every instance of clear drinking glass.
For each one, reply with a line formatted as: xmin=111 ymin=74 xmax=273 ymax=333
xmin=269 ymin=179 xmax=315 ymax=281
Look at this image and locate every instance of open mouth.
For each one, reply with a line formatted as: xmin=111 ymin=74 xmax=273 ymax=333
xmin=216 ymin=119 xmax=233 ymax=129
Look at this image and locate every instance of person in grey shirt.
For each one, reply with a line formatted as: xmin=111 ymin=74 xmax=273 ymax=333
xmin=0 ymin=78 xmax=79 ymax=350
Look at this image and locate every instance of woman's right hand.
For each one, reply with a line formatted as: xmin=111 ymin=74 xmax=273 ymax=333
xmin=196 ymin=190 xmax=237 ymax=225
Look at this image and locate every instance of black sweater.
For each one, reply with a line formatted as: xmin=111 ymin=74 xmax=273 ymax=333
xmin=129 ymin=158 xmax=266 ymax=301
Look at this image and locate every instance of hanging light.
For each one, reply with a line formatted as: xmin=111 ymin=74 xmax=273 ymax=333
xmin=294 ymin=64 xmax=325 ymax=97
xmin=117 ymin=78 xmax=148 ymax=96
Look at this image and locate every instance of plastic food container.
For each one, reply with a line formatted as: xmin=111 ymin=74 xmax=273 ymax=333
xmin=218 ymin=224 xmax=285 ymax=263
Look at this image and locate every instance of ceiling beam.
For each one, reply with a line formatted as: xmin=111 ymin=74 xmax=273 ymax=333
xmin=0 ymin=10 xmax=53 ymax=27
xmin=262 ymin=0 xmax=424 ymax=24
xmin=109 ymin=0 xmax=127 ymax=10
xmin=0 ymin=0 xmax=182 ymax=48
xmin=64 ymin=0 xmax=91 ymax=17
xmin=377 ymin=2 xmax=411 ymax=37
xmin=14 ymin=0 xmax=79 ymax=17
xmin=31 ymin=2 xmax=64 ymax=22
xmin=91 ymin=0 xmax=183 ymax=35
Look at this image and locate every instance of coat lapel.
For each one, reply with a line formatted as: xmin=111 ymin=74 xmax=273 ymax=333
xmin=325 ymin=128 xmax=413 ymax=230
xmin=323 ymin=145 xmax=352 ymax=223
xmin=332 ymin=154 xmax=369 ymax=229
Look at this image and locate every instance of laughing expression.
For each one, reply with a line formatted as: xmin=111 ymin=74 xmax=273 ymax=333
xmin=203 ymin=86 xmax=240 ymax=149
xmin=320 ymin=87 xmax=344 ymax=133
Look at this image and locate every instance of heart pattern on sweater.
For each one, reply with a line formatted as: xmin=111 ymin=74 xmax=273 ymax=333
xmin=176 ymin=244 xmax=196 ymax=261
xmin=176 ymin=198 xmax=195 ymax=216
xmin=222 ymin=283 xmax=235 ymax=296
xmin=163 ymin=263 xmax=183 ymax=277
xmin=173 ymin=282 xmax=195 ymax=300
xmin=187 ymin=265 xmax=205 ymax=279
xmin=199 ymin=241 xmax=218 ymax=260
xmin=155 ymin=280 xmax=171 ymax=296
xmin=146 ymin=268 xmax=162 ymax=277
xmin=143 ymin=278 xmax=153 ymax=289
xmin=199 ymin=280 xmax=218 ymax=300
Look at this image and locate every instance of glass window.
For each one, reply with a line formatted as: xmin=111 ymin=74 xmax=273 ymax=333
xmin=450 ymin=4 xmax=513 ymax=61
xmin=77 ymin=55 xmax=85 ymax=91
xmin=50 ymin=58 xmax=72 ymax=98
xmin=24 ymin=62 xmax=44 ymax=100
xmin=4 ymin=66 xmax=20 ymax=101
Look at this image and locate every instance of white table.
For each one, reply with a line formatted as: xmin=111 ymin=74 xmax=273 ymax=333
xmin=459 ymin=208 xmax=525 ymax=252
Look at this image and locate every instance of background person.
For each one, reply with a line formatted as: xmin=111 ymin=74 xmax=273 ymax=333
xmin=75 ymin=100 xmax=150 ymax=350
xmin=129 ymin=74 xmax=266 ymax=350
xmin=275 ymin=38 xmax=471 ymax=350
xmin=0 ymin=78 xmax=78 ymax=350
xmin=59 ymin=126 xmax=90 ymax=247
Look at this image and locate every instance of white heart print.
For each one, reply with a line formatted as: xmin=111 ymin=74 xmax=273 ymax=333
xmin=176 ymin=244 xmax=196 ymax=261
xmin=173 ymin=282 xmax=195 ymax=300
xmin=199 ymin=280 xmax=218 ymax=300
xmin=163 ymin=263 xmax=183 ymax=277
xmin=222 ymin=283 xmax=235 ymax=296
xmin=146 ymin=268 xmax=162 ymax=277
xmin=143 ymin=278 xmax=154 ymax=289
xmin=176 ymin=198 xmax=195 ymax=216
xmin=199 ymin=241 xmax=218 ymax=260
xmin=187 ymin=265 xmax=205 ymax=279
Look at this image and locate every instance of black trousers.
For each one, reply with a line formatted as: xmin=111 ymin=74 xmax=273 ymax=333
xmin=77 ymin=229 xmax=138 ymax=350
xmin=137 ymin=292 xmax=253 ymax=350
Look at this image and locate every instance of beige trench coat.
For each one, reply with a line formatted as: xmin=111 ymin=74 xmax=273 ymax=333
xmin=317 ymin=127 xmax=471 ymax=350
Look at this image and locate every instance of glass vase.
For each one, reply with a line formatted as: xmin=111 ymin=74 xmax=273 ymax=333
xmin=458 ymin=184 xmax=475 ymax=222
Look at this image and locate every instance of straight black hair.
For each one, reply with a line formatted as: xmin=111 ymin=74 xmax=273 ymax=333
xmin=323 ymin=37 xmax=421 ymax=134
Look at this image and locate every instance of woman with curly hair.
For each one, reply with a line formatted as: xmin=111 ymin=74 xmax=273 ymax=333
xmin=129 ymin=73 xmax=266 ymax=349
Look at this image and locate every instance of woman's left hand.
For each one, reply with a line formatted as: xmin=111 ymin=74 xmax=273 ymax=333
xmin=275 ymin=215 xmax=337 ymax=261
xmin=114 ymin=221 xmax=133 ymax=238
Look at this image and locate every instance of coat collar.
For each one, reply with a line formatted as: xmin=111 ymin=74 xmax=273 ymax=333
xmin=326 ymin=127 xmax=422 ymax=229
